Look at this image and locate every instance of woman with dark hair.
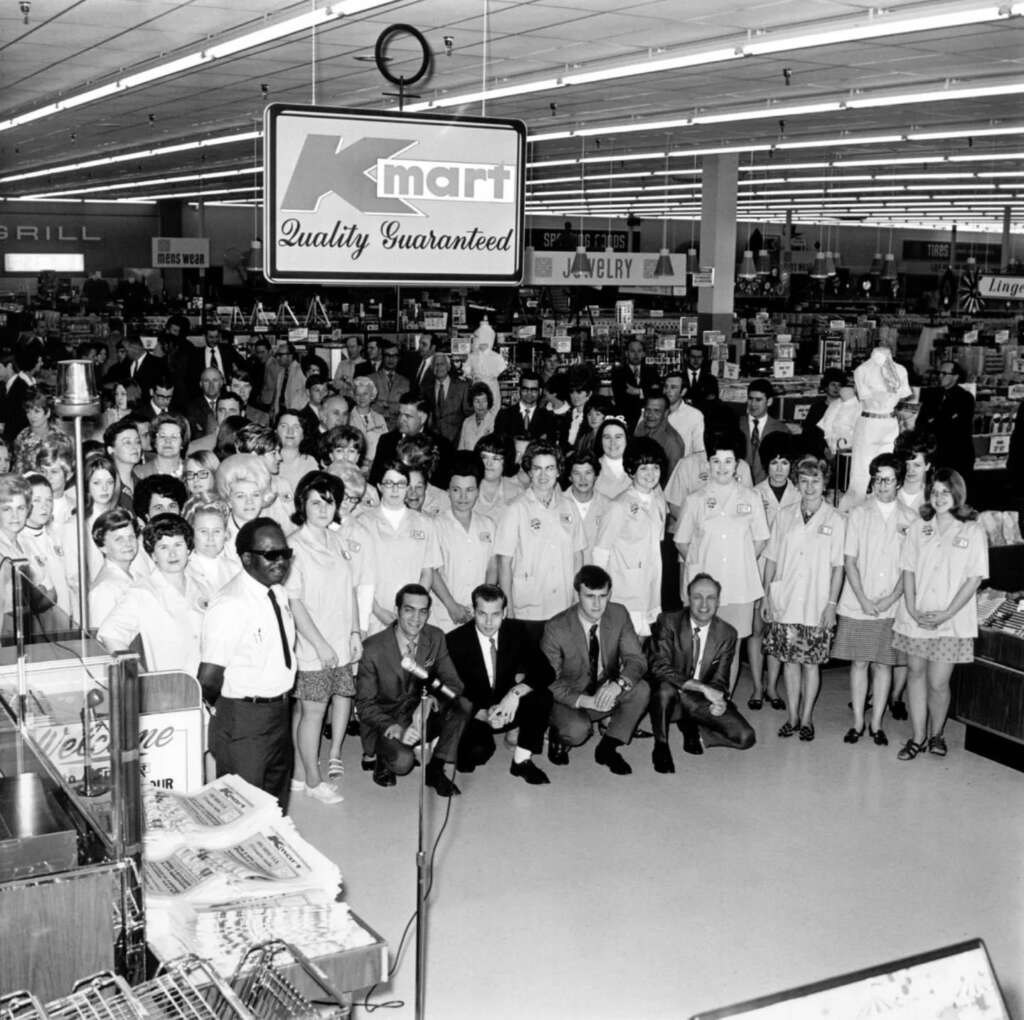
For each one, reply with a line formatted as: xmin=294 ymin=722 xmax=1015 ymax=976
xmin=275 ymin=409 xmax=319 ymax=489
xmin=62 ymin=453 xmax=122 ymax=596
xmin=33 ymin=438 xmax=74 ymax=536
xmin=762 ymin=456 xmax=846 ymax=741
xmin=88 ymin=507 xmax=142 ymax=625
xmin=676 ymin=433 xmax=770 ymax=691
xmin=97 ymin=513 xmax=206 ymax=674
xmin=473 ymin=434 xmax=521 ymax=521
xmin=210 ymin=414 xmax=246 ymax=461
xmin=891 ymin=469 xmax=987 ymax=760
xmin=21 ymin=472 xmax=72 ymax=624
xmin=746 ymin=430 xmax=800 ymax=710
xmin=593 ymin=416 xmax=632 ymax=500
xmin=574 ymin=395 xmax=616 ymax=458
xmin=287 ymin=470 xmax=366 ymax=804
xmin=361 ymin=459 xmax=441 ymax=634
xmin=0 ymin=474 xmax=35 ymax=627
xmin=663 ymin=427 xmax=754 ymax=529
xmin=592 ymin=438 xmax=668 ymax=639
xmin=564 ymin=451 xmax=609 ymax=561
xmin=99 ymin=379 xmax=142 ymax=430
xmin=458 ymin=381 xmax=497 ymax=451
xmin=14 ymin=390 xmax=63 ymax=473
xmin=833 ymin=453 xmax=917 ymax=746
xmin=321 ymin=424 xmax=368 ymax=472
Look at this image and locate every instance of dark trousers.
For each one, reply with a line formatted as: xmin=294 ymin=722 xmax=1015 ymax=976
xmin=549 ymin=679 xmax=651 ymax=746
xmin=376 ymin=697 xmax=471 ymax=777
xmin=649 ymin=681 xmax=756 ymax=750
xmin=209 ymin=697 xmax=294 ymax=811
xmin=458 ymin=686 xmax=554 ymax=768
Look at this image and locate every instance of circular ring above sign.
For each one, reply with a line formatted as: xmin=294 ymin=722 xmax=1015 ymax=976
xmin=375 ymin=24 xmax=432 ymax=87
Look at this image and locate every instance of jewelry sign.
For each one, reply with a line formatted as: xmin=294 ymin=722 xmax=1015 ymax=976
xmin=264 ymin=103 xmax=526 ymax=285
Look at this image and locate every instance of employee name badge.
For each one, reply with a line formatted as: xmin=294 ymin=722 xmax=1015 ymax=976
xmin=559 ymin=512 xmax=574 ymax=527
xmin=818 ymin=524 xmax=833 ymax=536
xmin=478 ymin=530 xmax=492 ymax=543
xmin=737 ymin=503 xmax=751 ymax=515
xmin=411 ymin=529 xmax=426 ymax=541
xmin=705 ymin=496 xmax=717 ymax=510
xmin=529 ymin=517 xmax=542 ymax=531
xmin=954 ymin=536 xmax=969 ymax=549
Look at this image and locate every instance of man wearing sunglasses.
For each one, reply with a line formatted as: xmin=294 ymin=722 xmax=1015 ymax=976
xmin=199 ymin=517 xmax=298 ymax=810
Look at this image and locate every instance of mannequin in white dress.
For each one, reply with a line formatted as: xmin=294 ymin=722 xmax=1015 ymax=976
xmin=840 ymin=345 xmax=911 ymax=511
xmin=464 ymin=316 xmax=507 ymax=409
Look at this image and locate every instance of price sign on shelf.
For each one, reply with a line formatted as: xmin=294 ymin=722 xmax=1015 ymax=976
xmin=775 ymin=333 xmax=792 ymax=344
xmin=994 ymin=330 xmax=1010 ymax=344
xmin=990 ymin=434 xmax=1010 ymax=455
xmin=1007 ymin=384 xmax=1024 ymax=400
xmin=963 ymin=329 xmax=979 ymax=344
xmin=773 ymin=360 xmax=795 ymax=379
xmin=775 ymin=343 xmax=795 ymax=360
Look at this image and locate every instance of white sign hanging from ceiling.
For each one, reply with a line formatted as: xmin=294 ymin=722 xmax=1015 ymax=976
xmin=978 ymin=276 xmax=1024 ymax=301
xmin=151 ymin=237 xmax=210 ymax=269
xmin=263 ymin=103 xmax=526 ymax=285
xmin=524 ymin=248 xmax=687 ymax=287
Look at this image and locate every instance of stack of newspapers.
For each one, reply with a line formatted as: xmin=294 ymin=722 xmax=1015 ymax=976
xmin=143 ymin=775 xmax=375 ymax=975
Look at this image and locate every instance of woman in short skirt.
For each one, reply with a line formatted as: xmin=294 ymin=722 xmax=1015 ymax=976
xmin=832 ymin=453 xmax=917 ymax=746
xmin=891 ymin=469 xmax=987 ymax=761
xmin=762 ymin=456 xmax=846 ymax=741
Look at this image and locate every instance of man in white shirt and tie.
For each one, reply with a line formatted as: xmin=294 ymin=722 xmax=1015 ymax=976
xmin=647 ymin=573 xmax=755 ymax=773
xmin=445 ymin=584 xmax=554 ymax=784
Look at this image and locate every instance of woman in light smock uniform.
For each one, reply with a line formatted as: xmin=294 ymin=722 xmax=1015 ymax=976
xmin=361 ymin=460 xmax=441 ymax=636
xmin=473 ymin=435 xmax=523 ymax=522
xmin=891 ymin=468 xmax=987 ymax=761
xmin=592 ymin=438 xmax=667 ymax=639
xmin=762 ymin=456 xmax=846 ymax=742
xmin=495 ymin=440 xmax=584 ymax=640
xmin=592 ymin=418 xmax=632 ymax=501
xmin=746 ymin=432 xmax=800 ymax=711
xmin=663 ymin=442 xmax=753 ymax=531
xmin=564 ymin=451 xmax=610 ymax=564
xmin=832 ymin=453 xmax=917 ymax=747
xmin=676 ymin=435 xmax=769 ymax=691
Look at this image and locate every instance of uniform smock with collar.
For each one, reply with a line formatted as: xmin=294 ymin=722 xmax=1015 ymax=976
xmin=285 ymin=526 xmax=359 ymax=669
xmin=676 ymin=482 xmax=769 ymax=605
xmin=201 ymin=570 xmax=296 ymax=697
xmin=430 ymin=509 xmax=496 ymax=632
xmin=664 ymin=453 xmax=753 ymax=511
xmin=764 ymin=502 xmax=846 ymax=626
xmin=569 ymin=490 xmax=611 ymax=564
xmin=494 ymin=487 xmax=585 ymax=621
xmin=753 ymin=478 xmax=800 ymax=533
xmin=838 ymin=497 xmax=919 ymax=621
xmin=893 ymin=516 xmax=988 ymax=639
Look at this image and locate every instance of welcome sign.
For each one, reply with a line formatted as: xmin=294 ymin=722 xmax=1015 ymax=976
xmin=264 ymin=104 xmax=526 ymax=285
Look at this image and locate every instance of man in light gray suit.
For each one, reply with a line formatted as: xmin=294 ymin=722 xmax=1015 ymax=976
xmin=540 ymin=565 xmax=649 ymax=775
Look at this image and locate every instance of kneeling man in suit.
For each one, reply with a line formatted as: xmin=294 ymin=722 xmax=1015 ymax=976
xmin=446 ymin=583 xmax=554 ymax=785
xmin=648 ymin=572 xmax=756 ymax=774
xmin=541 ymin=565 xmax=649 ymax=775
xmin=356 ymin=583 xmax=470 ymax=797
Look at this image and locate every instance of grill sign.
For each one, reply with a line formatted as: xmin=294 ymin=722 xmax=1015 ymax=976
xmin=264 ymin=104 xmax=526 ymax=284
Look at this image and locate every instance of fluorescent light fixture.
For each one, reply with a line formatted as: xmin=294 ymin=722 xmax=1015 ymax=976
xmin=849 ymin=80 xmax=1024 ymax=109
xmin=22 ymin=166 xmax=262 ymax=200
xmin=562 ymin=47 xmax=741 ymax=86
xmin=908 ymin=124 xmax=1024 ymax=141
xmin=0 ymin=130 xmax=260 ymax=184
xmin=0 ymin=0 xmax=398 ymax=133
xmin=777 ymin=134 xmax=903 ymax=149
xmin=5 ymin=253 xmax=85 ymax=272
xmin=417 ymin=79 xmax=561 ymax=110
xmin=694 ymin=102 xmax=842 ymax=125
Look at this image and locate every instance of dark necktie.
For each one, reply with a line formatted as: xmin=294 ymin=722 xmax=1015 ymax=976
xmin=750 ymin=418 xmax=761 ymax=458
xmin=692 ymin=627 xmax=702 ymax=680
xmin=489 ymin=637 xmax=498 ymax=686
xmin=523 ymin=407 xmax=532 ymax=429
xmin=587 ymin=623 xmax=600 ymax=693
xmin=267 ymin=588 xmax=292 ymax=668
xmin=436 ymin=382 xmax=444 ymax=408
xmin=691 ymin=372 xmax=698 ymax=389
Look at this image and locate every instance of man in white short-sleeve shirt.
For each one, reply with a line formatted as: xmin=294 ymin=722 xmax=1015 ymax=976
xmin=199 ymin=517 xmax=297 ymax=810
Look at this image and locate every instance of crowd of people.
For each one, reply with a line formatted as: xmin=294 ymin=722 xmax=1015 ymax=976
xmin=0 ymin=322 xmax=991 ymax=810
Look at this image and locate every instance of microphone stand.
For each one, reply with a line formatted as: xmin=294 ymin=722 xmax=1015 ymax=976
xmin=415 ymin=682 xmax=429 ymax=1020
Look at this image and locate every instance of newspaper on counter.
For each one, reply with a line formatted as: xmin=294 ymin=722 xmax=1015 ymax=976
xmin=143 ymin=774 xmax=281 ymax=857
xmin=147 ymin=892 xmax=379 ymax=977
xmin=145 ymin=817 xmax=341 ymax=904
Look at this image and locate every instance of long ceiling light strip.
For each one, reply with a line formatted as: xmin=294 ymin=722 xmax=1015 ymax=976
xmin=23 ymin=166 xmax=262 ymax=200
xmin=0 ymin=130 xmax=260 ymax=184
xmin=405 ymin=3 xmax=1023 ymax=113
xmin=0 ymin=0 xmax=397 ymax=133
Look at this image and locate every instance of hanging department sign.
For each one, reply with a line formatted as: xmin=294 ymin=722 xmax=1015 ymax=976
xmin=264 ymin=103 xmax=526 ymax=285
xmin=151 ymin=237 xmax=210 ymax=269
xmin=524 ymin=247 xmax=687 ymax=287
xmin=978 ymin=276 xmax=1024 ymax=301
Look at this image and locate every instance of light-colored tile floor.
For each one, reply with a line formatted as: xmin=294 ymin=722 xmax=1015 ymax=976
xmin=291 ymin=670 xmax=1024 ymax=1019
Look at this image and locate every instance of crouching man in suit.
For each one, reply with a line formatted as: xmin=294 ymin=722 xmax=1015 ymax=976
xmin=446 ymin=583 xmax=554 ymax=785
xmin=356 ymin=583 xmax=470 ymax=797
xmin=648 ymin=572 xmax=756 ymax=774
xmin=541 ymin=565 xmax=649 ymax=775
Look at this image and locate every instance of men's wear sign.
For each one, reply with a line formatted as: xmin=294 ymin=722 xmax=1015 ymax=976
xmin=151 ymin=237 xmax=210 ymax=269
xmin=264 ymin=103 xmax=526 ymax=285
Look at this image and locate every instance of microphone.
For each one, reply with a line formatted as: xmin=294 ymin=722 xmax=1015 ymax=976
xmin=401 ymin=655 xmax=457 ymax=701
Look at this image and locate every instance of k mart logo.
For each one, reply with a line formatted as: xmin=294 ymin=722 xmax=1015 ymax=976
xmin=281 ymin=135 xmax=515 ymax=216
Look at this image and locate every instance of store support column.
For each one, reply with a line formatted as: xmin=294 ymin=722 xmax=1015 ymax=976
xmin=697 ymin=154 xmax=738 ymax=337
xmin=158 ymin=199 xmax=184 ymax=298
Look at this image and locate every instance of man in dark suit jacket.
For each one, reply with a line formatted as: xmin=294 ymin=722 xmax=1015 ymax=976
xmin=916 ymin=360 xmax=976 ymax=487
xmin=355 ymin=584 xmax=470 ymax=796
xmin=369 ymin=395 xmax=453 ymax=488
xmin=446 ymin=584 xmax=554 ymax=785
xmin=106 ymin=336 xmax=164 ymax=402
xmin=541 ymin=565 xmax=649 ymax=775
xmin=183 ymin=366 xmax=223 ymax=440
xmin=648 ymin=572 xmax=755 ymax=774
xmin=0 ymin=345 xmax=39 ymax=444
xmin=739 ymin=379 xmax=790 ymax=486
xmin=492 ymin=371 xmax=559 ymax=444
xmin=681 ymin=345 xmax=720 ymax=408
xmin=189 ymin=326 xmax=236 ymax=390
xmin=611 ymin=338 xmax=662 ymax=429
xmin=422 ymin=354 xmax=471 ymax=447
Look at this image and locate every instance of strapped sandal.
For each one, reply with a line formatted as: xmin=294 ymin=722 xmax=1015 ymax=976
xmin=767 ymin=694 xmax=786 ymax=711
xmin=778 ymin=721 xmax=797 ymax=738
xmin=928 ymin=735 xmax=948 ymax=757
xmin=897 ymin=739 xmax=927 ymax=761
xmin=328 ymin=757 xmax=344 ymax=778
xmin=799 ymin=724 xmax=815 ymax=742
